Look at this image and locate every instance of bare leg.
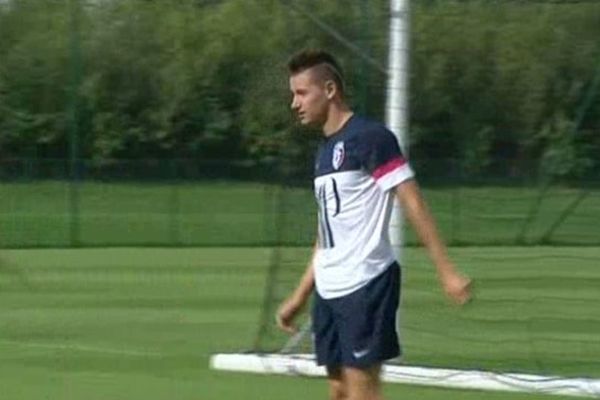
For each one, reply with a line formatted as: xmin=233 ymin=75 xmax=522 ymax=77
xmin=326 ymin=366 xmax=348 ymax=400
xmin=344 ymin=364 xmax=383 ymax=400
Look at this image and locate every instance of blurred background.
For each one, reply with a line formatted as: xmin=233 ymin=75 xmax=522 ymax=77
xmin=1 ymin=0 xmax=599 ymax=248
xmin=0 ymin=1 xmax=599 ymax=399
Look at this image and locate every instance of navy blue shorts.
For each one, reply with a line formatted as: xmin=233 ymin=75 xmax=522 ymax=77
xmin=312 ymin=262 xmax=401 ymax=369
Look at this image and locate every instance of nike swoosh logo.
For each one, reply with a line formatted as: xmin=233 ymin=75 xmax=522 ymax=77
xmin=352 ymin=349 xmax=370 ymax=359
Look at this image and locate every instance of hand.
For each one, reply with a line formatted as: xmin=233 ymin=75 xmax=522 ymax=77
xmin=276 ymin=296 xmax=304 ymax=334
xmin=440 ymin=271 xmax=472 ymax=305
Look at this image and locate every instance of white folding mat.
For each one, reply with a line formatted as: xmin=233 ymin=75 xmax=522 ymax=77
xmin=210 ymin=353 xmax=600 ymax=398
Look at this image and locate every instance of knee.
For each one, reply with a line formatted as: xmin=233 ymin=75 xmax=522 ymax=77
xmin=329 ymin=388 xmax=348 ymax=400
xmin=328 ymin=381 xmax=347 ymax=400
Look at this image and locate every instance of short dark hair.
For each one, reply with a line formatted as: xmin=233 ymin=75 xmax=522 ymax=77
xmin=287 ymin=49 xmax=345 ymax=95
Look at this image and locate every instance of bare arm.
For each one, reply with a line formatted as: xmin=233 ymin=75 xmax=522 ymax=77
xmin=276 ymin=242 xmax=317 ymax=333
xmin=395 ymin=179 xmax=471 ymax=304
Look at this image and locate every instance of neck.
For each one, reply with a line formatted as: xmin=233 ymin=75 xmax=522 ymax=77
xmin=322 ymin=103 xmax=353 ymax=137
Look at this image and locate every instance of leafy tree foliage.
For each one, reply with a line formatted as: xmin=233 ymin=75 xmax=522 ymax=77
xmin=0 ymin=0 xmax=598 ymax=179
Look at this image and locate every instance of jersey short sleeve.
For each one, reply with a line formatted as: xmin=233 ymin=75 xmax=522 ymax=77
xmin=360 ymin=127 xmax=414 ymax=192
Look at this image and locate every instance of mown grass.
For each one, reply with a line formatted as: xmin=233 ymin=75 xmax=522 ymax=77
xmin=0 ymin=247 xmax=598 ymax=400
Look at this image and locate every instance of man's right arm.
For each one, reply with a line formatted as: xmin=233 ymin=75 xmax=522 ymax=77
xmin=276 ymin=242 xmax=317 ymax=334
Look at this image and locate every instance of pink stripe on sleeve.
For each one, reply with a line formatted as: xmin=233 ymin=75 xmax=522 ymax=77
xmin=372 ymin=157 xmax=407 ymax=181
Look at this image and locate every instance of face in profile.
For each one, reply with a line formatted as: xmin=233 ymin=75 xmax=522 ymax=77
xmin=289 ymin=67 xmax=330 ymax=128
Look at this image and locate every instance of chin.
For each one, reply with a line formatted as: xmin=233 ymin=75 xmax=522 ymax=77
xmin=300 ymin=115 xmax=324 ymax=127
xmin=298 ymin=117 xmax=313 ymax=126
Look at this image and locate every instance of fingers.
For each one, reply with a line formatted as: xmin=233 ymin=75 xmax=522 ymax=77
xmin=276 ymin=303 xmax=299 ymax=334
xmin=276 ymin=312 xmax=298 ymax=334
xmin=451 ymin=278 xmax=473 ymax=305
xmin=445 ymin=277 xmax=473 ymax=305
xmin=276 ymin=315 xmax=297 ymax=334
xmin=453 ymin=290 xmax=471 ymax=305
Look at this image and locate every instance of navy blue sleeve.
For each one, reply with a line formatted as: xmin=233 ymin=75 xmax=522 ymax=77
xmin=359 ymin=127 xmax=405 ymax=176
xmin=358 ymin=126 xmax=414 ymax=190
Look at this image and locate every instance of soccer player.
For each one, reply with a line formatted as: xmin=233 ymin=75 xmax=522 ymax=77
xmin=276 ymin=49 xmax=472 ymax=400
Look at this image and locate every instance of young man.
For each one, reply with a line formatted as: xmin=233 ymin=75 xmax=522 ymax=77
xmin=276 ymin=49 xmax=472 ymax=400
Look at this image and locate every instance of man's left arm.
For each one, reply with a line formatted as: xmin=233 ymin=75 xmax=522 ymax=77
xmin=395 ymin=179 xmax=472 ymax=305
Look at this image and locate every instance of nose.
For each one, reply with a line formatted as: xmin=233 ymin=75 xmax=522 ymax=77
xmin=290 ymin=96 xmax=299 ymax=111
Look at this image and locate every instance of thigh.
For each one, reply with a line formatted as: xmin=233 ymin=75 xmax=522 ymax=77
xmin=343 ymin=364 xmax=382 ymax=400
xmin=336 ymin=263 xmax=401 ymax=368
xmin=312 ymin=292 xmax=342 ymax=367
xmin=326 ymin=366 xmax=346 ymax=400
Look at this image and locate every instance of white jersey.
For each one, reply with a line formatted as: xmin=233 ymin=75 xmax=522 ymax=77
xmin=313 ymin=115 xmax=414 ymax=299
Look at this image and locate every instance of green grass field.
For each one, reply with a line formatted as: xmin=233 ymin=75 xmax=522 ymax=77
xmin=1 ymin=247 xmax=598 ymax=400
xmin=1 ymin=181 xmax=599 ymax=248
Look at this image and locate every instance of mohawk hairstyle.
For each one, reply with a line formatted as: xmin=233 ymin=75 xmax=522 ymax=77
xmin=287 ymin=49 xmax=346 ymax=95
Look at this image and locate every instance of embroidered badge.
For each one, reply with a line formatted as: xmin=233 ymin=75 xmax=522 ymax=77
xmin=332 ymin=141 xmax=345 ymax=170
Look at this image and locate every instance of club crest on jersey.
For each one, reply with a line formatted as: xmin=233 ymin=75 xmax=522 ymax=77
xmin=332 ymin=141 xmax=345 ymax=170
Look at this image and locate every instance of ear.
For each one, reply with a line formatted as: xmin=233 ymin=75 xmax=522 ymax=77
xmin=325 ymin=80 xmax=337 ymax=100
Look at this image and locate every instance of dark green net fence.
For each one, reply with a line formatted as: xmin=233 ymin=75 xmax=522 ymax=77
xmin=1 ymin=158 xmax=599 ymax=249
